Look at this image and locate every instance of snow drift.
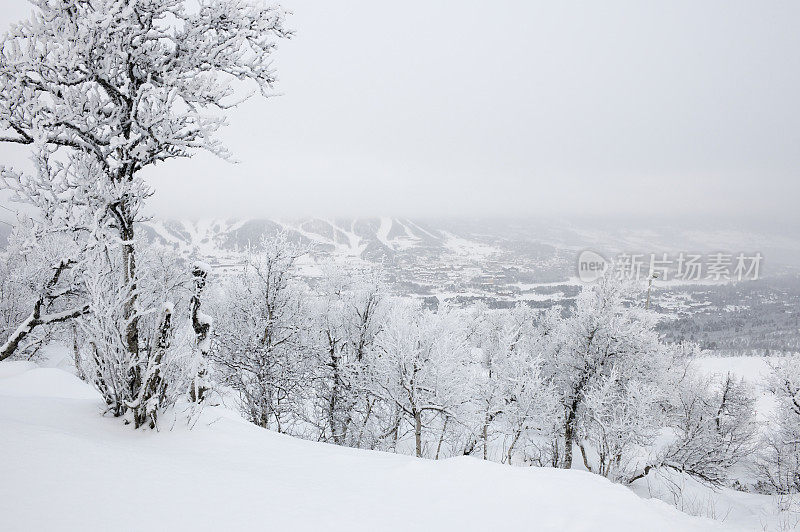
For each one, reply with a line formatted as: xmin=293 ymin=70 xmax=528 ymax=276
xmin=0 ymin=362 xmax=732 ymax=531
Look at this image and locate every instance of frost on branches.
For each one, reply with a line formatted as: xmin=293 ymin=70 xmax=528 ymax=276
xmin=0 ymin=0 xmax=291 ymax=427
xmin=540 ymin=277 xmax=668 ymax=472
xmin=0 ymin=226 xmax=88 ymax=362
xmin=309 ymin=266 xmax=387 ymax=447
xmin=210 ymin=234 xmax=310 ymax=432
xmin=756 ymin=358 xmax=800 ymax=494
xmin=189 ymin=257 xmax=766 ymax=491
xmin=368 ymin=301 xmax=469 ymax=458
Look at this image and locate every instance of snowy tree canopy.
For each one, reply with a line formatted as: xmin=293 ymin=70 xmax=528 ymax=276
xmin=0 ymin=0 xmax=292 ymax=427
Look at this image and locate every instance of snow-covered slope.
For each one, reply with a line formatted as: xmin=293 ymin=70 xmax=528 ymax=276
xmin=0 ymin=362 xmax=732 ymax=532
xmin=140 ymin=217 xmax=800 ymax=269
xmin=141 ymin=217 xmax=450 ymax=260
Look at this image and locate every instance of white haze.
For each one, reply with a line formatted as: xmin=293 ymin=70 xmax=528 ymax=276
xmin=0 ymin=0 xmax=798 ymax=224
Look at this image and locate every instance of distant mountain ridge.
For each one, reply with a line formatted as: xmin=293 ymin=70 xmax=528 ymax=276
xmin=3 ymin=216 xmax=800 ymax=294
xmin=138 ymin=217 xmax=800 ymax=269
xmin=141 ymin=217 xmax=456 ymax=262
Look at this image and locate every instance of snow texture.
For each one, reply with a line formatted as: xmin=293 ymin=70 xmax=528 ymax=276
xmin=0 ymin=361 xmax=731 ymax=531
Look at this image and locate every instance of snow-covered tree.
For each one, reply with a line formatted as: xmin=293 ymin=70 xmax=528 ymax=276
xmin=0 ymin=0 xmax=291 ymax=426
xmin=543 ymin=275 xmax=666 ymax=469
xmin=77 ymin=238 xmax=191 ymax=426
xmin=460 ymin=304 xmax=514 ymax=460
xmin=756 ymin=358 xmax=800 ymax=494
xmin=473 ymin=305 xmax=561 ymax=465
xmin=368 ymin=301 xmax=469 ymax=458
xmin=310 ymin=266 xmax=386 ymax=446
xmin=0 ymin=157 xmax=91 ymax=362
xmin=211 ymin=234 xmax=309 ymax=431
xmin=581 ymin=372 xmax=665 ymax=480
xmin=629 ymin=371 xmax=757 ymax=486
xmin=460 ymin=304 xmax=559 ymax=463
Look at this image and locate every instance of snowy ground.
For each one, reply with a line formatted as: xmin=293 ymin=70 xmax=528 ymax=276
xmin=0 ymin=359 xmax=734 ymax=532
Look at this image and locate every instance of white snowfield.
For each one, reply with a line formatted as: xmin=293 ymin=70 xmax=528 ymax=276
xmin=0 ymin=362 xmax=733 ymax=532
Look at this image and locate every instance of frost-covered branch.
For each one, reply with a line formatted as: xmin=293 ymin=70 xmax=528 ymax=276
xmin=0 ymin=259 xmax=88 ymax=361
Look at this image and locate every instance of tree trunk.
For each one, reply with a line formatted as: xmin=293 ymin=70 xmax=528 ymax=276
xmin=0 ymin=313 xmax=38 ymax=362
xmin=327 ymin=335 xmax=343 ymax=444
xmin=579 ymin=441 xmax=593 ymax=472
xmin=132 ymin=304 xmax=173 ymax=429
xmin=414 ymin=409 xmax=423 ymax=458
xmin=507 ymin=429 xmax=522 ymax=465
xmin=390 ymin=409 xmax=401 ymax=452
xmin=121 ymin=224 xmax=139 ymax=358
xmin=482 ymin=411 xmax=490 ymax=460
xmin=436 ymin=415 xmax=449 ymax=460
xmin=189 ymin=263 xmax=210 ymax=402
xmin=356 ymin=398 xmax=374 ymax=449
xmin=120 ymin=221 xmax=141 ymax=407
xmin=563 ymin=404 xmax=578 ymax=469
xmin=72 ymin=322 xmax=85 ymax=381
xmin=563 ymin=425 xmax=574 ymax=469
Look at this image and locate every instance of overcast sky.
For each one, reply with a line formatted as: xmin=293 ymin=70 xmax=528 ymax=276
xmin=1 ymin=0 xmax=798 ymax=223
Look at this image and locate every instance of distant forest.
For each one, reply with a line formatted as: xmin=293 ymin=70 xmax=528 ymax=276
xmin=656 ymin=275 xmax=800 ymax=356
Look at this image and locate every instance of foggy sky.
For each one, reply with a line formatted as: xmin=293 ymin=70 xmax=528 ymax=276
xmin=1 ymin=0 xmax=798 ymax=223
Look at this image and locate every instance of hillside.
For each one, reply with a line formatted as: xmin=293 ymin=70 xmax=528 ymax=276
xmin=138 ymin=218 xmax=800 ymax=269
xmin=0 ymin=360 xmax=731 ymax=532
